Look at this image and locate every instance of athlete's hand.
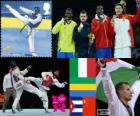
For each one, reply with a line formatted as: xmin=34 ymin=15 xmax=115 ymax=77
xmin=27 ymin=65 xmax=32 ymax=71
xmin=78 ymin=23 xmax=84 ymax=32
xmin=11 ymin=88 xmax=16 ymax=93
xmin=64 ymin=81 xmax=68 ymax=85
xmin=120 ymin=0 xmax=126 ymax=6
xmin=97 ymin=15 xmax=104 ymax=23
xmin=19 ymin=6 xmax=23 ymax=9
xmin=5 ymin=4 xmax=11 ymax=9
xmin=99 ymin=17 xmax=104 ymax=23
xmin=98 ymin=59 xmax=106 ymax=68
xmin=111 ymin=15 xmax=117 ymax=24
xmin=61 ymin=18 xmax=65 ymax=23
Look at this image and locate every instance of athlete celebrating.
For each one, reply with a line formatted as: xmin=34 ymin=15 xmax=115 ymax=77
xmin=91 ymin=5 xmax=114 ymax=58
xmin=52 ymin=8 xmax=77 ymax=58
xmin=98 ymin=59 xmax=140 ymax=116
xmin=111 ymin=0 xmax=140 ymax=58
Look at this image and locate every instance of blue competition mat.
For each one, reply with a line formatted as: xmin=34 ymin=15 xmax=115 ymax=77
xmin=1 ymin=29 xmax=51 ymax=57
xmin=0 ymin=109 xmax=69 ymax=115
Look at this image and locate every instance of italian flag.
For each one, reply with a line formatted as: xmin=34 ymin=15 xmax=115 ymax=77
xmin=77 ymin=58 xmax=96 ymax=78
xmin=97 ymin=58 xmax=140 ymax=102
xmin=70 ymin=58 xmax=96 ymax=84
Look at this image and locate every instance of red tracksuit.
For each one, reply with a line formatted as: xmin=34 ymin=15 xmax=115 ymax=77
xmin=91 ymin=15 xmax=114 ymax=49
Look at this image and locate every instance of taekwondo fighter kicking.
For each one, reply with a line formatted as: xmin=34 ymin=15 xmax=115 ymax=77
xmin=25 ymin=70 xmax=67 ymax=113
xmin=98 ymin=59 xmax=140 ymax=116
xmin=5 ymin=4 xmax=42 ymax=56
xmin=9 ymin=61 xmax=49 ymax=113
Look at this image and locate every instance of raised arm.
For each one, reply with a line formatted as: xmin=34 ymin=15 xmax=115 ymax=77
xmin=52 ymin=79 xmax=67 ymax=88
xmin=128 ymin=0 xmax=140 ymax=25
xmin=20 ymin=65 xmax=32 ymax=76
xmin=20 ymin=69 xmax=28 ymax=76
xmin=19 ymin=6 xmax=34 ymax=15
xmin=102 ymin=68 xmax=119 ymax=102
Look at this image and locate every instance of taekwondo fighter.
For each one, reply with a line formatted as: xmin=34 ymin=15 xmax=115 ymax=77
xmin=5 ymin=4 xmax=42 ymax=56
xmin=25 ymin=70 xmax=67 ymax=113
xmin=9 ymin=61 xmax=49 ymax=113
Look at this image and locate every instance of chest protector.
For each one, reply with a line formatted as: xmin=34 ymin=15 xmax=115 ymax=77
xmin=42 ymin=75 xmax=53 ymax=87
xmin=28 ymin=14 xmax=42 ymax=28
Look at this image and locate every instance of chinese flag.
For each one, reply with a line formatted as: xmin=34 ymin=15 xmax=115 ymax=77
xmin=83 ymin=97 xmax=96 ymax=116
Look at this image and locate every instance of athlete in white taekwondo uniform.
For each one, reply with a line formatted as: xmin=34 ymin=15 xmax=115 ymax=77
xmin=98 ymin=60 xmax=140 ymax=116
xmin=25 ymin=70 xmax=67 ymax=112
xmin=9 ymin=61 xmax=48 ymax=113
xmin=5 ymin=4 xmax=42 ymax=56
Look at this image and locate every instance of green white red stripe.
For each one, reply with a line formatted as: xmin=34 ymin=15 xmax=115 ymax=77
xmin=77 ymin=58 xmax=96 ymax=78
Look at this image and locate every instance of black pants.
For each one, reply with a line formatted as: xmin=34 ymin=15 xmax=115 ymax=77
xmin=2 ymin=88 xmax=21 ymax=111
xmin=77 ymin=48 xmax=88 ymax=58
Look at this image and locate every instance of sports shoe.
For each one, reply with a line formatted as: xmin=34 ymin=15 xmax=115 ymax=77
xmin=44 ymin=108 xmax=49 ymax=113
xmin=32 ymin=52 xmax=38 ymax=57
xmin=12 ymin=107 xmax=15 ymax=114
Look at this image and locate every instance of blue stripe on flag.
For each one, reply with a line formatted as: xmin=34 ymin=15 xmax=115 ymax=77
xmin=70 ymin=90 xmax=96 ymax=97
xmin=71 ymin=112 xmax=82 ymax=116
xmin=74 ymin=104 xmax=83 ymax=108
xmin=71 ymin=97 xmax=83 ymax=100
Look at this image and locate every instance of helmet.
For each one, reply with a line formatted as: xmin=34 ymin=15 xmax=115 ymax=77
xmin=53 ymin=70 xmax=60 ymax=78
xmin=34 ymin=6 xmax=40 ymax=14
xmin=41 ymin=72 xmax=53 ymax=77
